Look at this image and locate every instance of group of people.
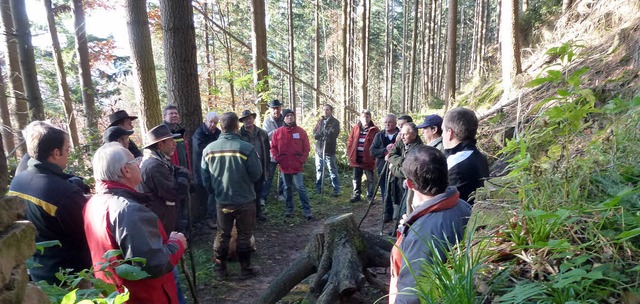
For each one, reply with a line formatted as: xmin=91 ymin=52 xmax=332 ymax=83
xmin=7 ymin=99 xmax=489 ymax=303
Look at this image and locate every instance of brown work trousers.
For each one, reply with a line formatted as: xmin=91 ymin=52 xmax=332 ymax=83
xmin=214 ymin=202 xmax=256 ymax=257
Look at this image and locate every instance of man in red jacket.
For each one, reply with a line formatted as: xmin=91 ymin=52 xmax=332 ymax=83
xmin=84 ymin=143 xmax=187 ymax=304
xmin=347 ymin=109 xmax=380 ymax=203
xmin=270 ymin=109 xmax=313 ymax=220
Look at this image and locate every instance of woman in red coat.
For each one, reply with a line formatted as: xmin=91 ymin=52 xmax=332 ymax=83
xmin=346 ymin=109 xmax=380 ymax=203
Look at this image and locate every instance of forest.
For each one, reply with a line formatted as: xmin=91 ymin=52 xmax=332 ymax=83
xmin=0 ymin=0 xmax=639 ymax=302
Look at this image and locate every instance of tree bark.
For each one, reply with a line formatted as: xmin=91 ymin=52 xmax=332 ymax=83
xmin=500 ymin=0 xmax=522 ymax=94
xmin=383 ymin=0 xmax=392 ymax=113
xmin=426 ymin=0 xmax=436 ymax=104
xmin=1 ymin=0 xmax=26 ymax=154
xmin=256 ymin=214 xmax=392 ymax=304
xmin=44 ymin=0 xmax=79 ymax=148
xmin=562 ymin=0 xmax=572 ymax=13
xmin=313 ymin=0 xmax=320 ymax=112
xmin=341 ymin=0 xmax=348 ymax=128
xmin=287 ymin=0 xmax=296 ymax=111
xmin=159 ymin=0 xmax=202 ymax=144
xmin=400 ymin=0 xmax=408 ymax=113
xmin=250 ymin=0 xmax=270 ymax=117
xmin=408 ymin=0 xmax=420 ymax=112
xmin=203 ymin=1 xmax=213 ymax=109
xmin=360 ymin=0 xmax=369 ymax=110
xmin=124 ymin=0 xmax=162 ymax=132
xmin=10 ymin=0 xmax=44 ymax=122
xmin=72 ymin=0 xmax=97 ymax=130
xmin=444 ymin=0 xmax=457 ymax=111
xmin=0 ymin=59 xmax=14 ymax=154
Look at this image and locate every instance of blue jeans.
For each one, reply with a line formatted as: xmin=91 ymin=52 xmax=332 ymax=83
xmin=315 ymin=153 xmax=340 ymax=194
xmin=173 ymin=267 xmax=187 ymax=304
xmin=283 ymin=172 xmax=311 ymax=216
xmin=261 ymin=162 xmax=284 ymax=200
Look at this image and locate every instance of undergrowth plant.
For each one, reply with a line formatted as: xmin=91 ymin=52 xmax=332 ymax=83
xmin=490 ymin=42 xmax=640 ymax=302
xmin=31 ymin=243 xmax=149 ymax=304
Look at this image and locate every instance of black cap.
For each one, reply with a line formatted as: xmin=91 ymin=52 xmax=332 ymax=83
xmin=103 ymin=126 xmax=134 ymax=143
xmin=281 ymin=108 xmax=295 ymax=117
xmin=416 ymin=114 xmax=443 ymax=129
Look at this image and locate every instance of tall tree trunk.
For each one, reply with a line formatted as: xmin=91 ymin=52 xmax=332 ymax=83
xmin=500 ymin=0 xmax=522 ymax=94
xmin=203 ymin=1 xmax=213 ymax=109
xmin=44 ymin=0 xmax=79 ymax=148
xmin=400 ymin=0 xmax=408 ymax=113
xmin=341 ymin=0 xmax=348 ymax=128
xmin=313 ymin=0 xmax=320 ymax=111
xmin=159 ymin=0 xmax=202 ymax=143
xmin=426 ymin=0 xmax=436 ymax=103
xmin=444 ymin=0 xmax=457 ymax=111
xmin=1 ymin=0 xmax=26 ymax=154
xmin=383 ymin=0 xmax=391 ymax=113
xmin=0 ymin=59 xmax=14 ymax=154
xmin=250 ymin=0 xmax=270 ymax=116
xmin=287 ymin=0 xmax=296 ymax=111
xmin=408 ymin=0 xmax=420 ymax=112
xmin=10 ymin=0 xmax=44 ymax=122
xmin=347 ymin=0 xmax=354 ymax=118
xmin=360 ymin=0 xmax=369 ymax=110
xmin=72 ymin=0 xmax=97 ymax=130
xmin=217 ymin=1 xmax=236 ymax=110
xmin=124 ymin=0 xmax=162 ymax=132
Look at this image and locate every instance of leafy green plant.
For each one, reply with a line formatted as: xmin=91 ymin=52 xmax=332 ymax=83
xmin=30 ymin=245 xmax=149 ymax=304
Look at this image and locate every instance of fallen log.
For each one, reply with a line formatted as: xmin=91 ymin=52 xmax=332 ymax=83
xmin=256 ymin=213 xmax=393 ymax=304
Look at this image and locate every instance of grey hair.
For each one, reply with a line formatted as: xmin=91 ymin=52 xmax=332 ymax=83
xmin=385 ymin=113 xmax=397 ymax=122
xmin=206 ymin=112 xmax=219 ymax=122
xmin=92 ymin=142 xmax=133 ymax=182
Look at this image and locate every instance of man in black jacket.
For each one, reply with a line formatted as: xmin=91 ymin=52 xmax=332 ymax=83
xmin=313 ymin=104 xmax=341 ymax=196
xmin=8 ymin=121 xmax=91 ymax=284
xmin=192 ymin=112 xmax=221 ymax=228
xmin=369 ymin=114 xmax=400 ymax=222
xmin=442 ymin=107 xmax=489 ymax=204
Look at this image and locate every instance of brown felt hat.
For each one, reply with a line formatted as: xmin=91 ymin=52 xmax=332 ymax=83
xmin=143 ymin=124 xmax=180 ymax=149
xmin=108 ymin=110 xmax=138 ymax=127
xmin=239 ymin=110 xmax=257 ymax=122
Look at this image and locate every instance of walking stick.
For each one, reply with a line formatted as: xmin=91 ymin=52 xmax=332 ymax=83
xmin=379 ymin=163 xmax=393 ymax=235
xmin=320 ymin=139 xmax=327 ymax=195
xmin=358 ymin=161 xmax=388 ymax=229
xmin=182 ymin=189 xmax=199 ymax=303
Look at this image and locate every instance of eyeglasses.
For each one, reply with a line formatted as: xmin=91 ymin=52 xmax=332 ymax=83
xmin=126 ymin=157 xmax=142 ymax=167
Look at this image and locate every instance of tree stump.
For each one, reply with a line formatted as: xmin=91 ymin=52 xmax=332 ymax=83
xmin=256 ymin=213 xmax=393 ymax=304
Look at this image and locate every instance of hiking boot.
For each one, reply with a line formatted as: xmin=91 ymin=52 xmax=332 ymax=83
xmin=238 ymin=251 xmax=260 ymax=280
xmin=349 ymin=196 xmax=361 ymax=203
xmin=284 ymin=212 xmax=293 ymax=218
xmin=305 ymin=214 xmax=314 ymax=221
xmin=240 ymin=266 xmax=261 ymax=279
xmin=213 ymin=258 xmax=228 ymax=280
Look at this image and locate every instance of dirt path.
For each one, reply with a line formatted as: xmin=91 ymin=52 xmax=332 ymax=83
xmin=187 ymin=198 xmax=392 ymax=304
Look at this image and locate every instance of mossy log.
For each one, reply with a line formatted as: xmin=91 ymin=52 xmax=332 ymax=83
xmin=256 ymin=213 xmax=393 ymax=304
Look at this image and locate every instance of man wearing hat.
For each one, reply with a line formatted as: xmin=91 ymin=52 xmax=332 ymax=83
xmin=137 ymin=124 xmax=190 ymax=234
xmin=260 ymin=99 xmax=286 ymax=205
xmin=192 ymin=112 xmax=221 ymax=228
xmin=270 ymin=109 xmax=313 ymax=220
xmin=108 ymin=109 xmax=142 ymax=158
xmin=103 ymin=126 xmax=135 ymax=149
xmin=416 ymin=114 xmax=445 ymax=152
xmin=239 ymin=109 xmax=270 ymax=222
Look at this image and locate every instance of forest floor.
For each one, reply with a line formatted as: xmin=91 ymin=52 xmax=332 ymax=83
xmin=181 ymin=164 xmax=393 ymax=304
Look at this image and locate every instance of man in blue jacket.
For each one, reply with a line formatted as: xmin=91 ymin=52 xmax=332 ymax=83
xmin=9 ymin=121 xmax=91 ymax=284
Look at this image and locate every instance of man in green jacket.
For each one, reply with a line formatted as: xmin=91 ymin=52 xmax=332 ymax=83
xmin=201 ymin=112 xmax=263 ymax=280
